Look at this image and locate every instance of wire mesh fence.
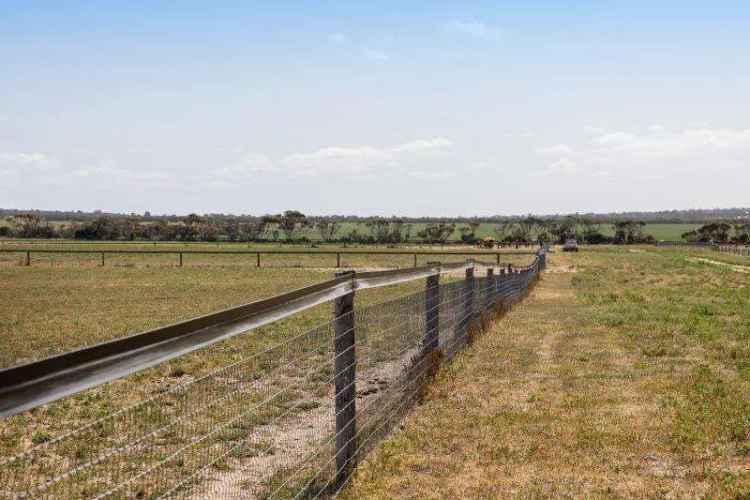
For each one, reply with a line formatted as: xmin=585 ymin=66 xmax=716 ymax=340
xmin=0 ymin=253 xmax=545 ymax=499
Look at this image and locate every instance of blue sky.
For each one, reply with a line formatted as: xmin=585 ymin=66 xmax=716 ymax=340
xmin=2 ymin=1 xmax=749 ymax=216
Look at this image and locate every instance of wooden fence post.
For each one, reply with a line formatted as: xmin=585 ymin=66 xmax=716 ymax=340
xmin=336 ymin=252 xmax=341 ymax=268
xmin=333 ymin=271 xmax=357 ymax=488
xmin=485 ymin=267 xmax=494 ymax=311
xmin=463 ymin=263 xmax=475 ymax=338
xmin=101 ymin=252 xmax=105 ymax=267
xmin=424 ymin=265 xmax=440 ymax=353
xmin=25 ymin=251 xmax=30 ymax=266
xmin=496 ymin=253 xmax=500 ymax=265
xmin=256 ymin=252 xmax=261 ymax=268
xmin=413 ymin=254 xmax=418 ymax=267
xmin=179 ymin=252 xmax=183 ymax=267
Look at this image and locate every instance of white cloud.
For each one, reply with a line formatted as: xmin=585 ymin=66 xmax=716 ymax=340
xmin=328 ymin=32 xmax=346 ymax=43
xmin=444 ymin=20 xmax=499 ymax=40
xmin=283 ymin=137 xmax=453 ymax=176
xmin=593 ymin=131 xmax=637 ymax=146
xmin=591 ymin=128 xmax=750 ymax=159
xmin=408 ymin=170 xmax=455 ymax=179
xmin=389 ymin=137 xmax=452 ymax=153
xmin=648 ymin=124 xmax=665 ymax=134
xmin=73 ymin=164 xmax=170 ymax=182
xmin=544 ymin=158 xmax=578 ymax=175
xmin=539 ymin=126 xmax=750 ymax=179
xmin=583 ymin=125 xmax=606 ymax=135
xmin=363 ymin=49 xmax=389 ymax=62
xmin=216 ymin=153 xmax=276 ymax=177
xmin=0 ymin=152 xmax=57 ymax=170
xmin=537 ymin=144 xmax=573 ymax=155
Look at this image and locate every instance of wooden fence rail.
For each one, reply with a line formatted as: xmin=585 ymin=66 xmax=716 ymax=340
xmin=0 ymin=248 xmax=537 ymax=268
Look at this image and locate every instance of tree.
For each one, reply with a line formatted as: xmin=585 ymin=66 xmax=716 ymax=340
xmin=494 ymin=222 xmax=514 ymax=242
xmin=459 ymin=222 xmax=480 ymax=243
xmin=224 ymin=220 xmax=240 ymax=241
xmin=733 ymin=223 xmax=750 ymax=244
xmin=316 ymin=220 xmax=339 ymax=242
xmin=417 ymin=223 xmax=456 ymax=244
xmin=685 ymin=222 xmax=733 ymax=243
xmin=579 ymin=217 xmax=607 ymax=244
xmin=277 ymin=210 xmax=307 ymax=241
xmin=517 ymin=216 xmax=543 ymax=243
xmin=240 ymin=220 xmax=268 ymax=241
xmin=612 ymin=220 xmax=653 ymax=244
xmin=11 ymin=213 xmax=54 ymax=238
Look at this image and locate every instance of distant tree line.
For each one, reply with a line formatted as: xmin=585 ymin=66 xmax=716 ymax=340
xmin=0 ymin=212 xmax=679 ymax=246
xmin=2 ymin=207 xmax=749 ymax=225
xmin=682 ymin=223 xmax=750 ymax=244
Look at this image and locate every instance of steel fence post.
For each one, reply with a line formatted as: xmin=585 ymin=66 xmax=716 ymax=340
xmin=424 ymin=264 xmax=440 ymax=353
xmin=333 ymin=271 xmax=357 ymax=488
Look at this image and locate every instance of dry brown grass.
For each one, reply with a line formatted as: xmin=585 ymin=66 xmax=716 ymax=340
xmin=344 ymin=249 xmax=750 ymax=498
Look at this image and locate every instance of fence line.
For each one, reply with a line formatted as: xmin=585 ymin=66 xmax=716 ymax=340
xmin=713 ymin=244 xmax=750 ymax=257
xmin=0 ymin=252 xmax=546 ymax=499
xmin=0 ymin=248 xmax=536 ymax=268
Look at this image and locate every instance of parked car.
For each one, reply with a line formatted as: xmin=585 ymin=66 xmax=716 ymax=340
xmin=563 ymin=239 xmax=579 ymax=252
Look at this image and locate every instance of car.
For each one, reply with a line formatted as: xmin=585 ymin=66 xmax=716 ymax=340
xmin=563 ymin=239 xmax=579 ymax=252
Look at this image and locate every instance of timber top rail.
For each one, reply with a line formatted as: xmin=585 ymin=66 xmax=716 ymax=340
xmin=1 ymin=247 xmax=538 ymax=267
xmin=0 ymin=248 xmax=536 ymax=255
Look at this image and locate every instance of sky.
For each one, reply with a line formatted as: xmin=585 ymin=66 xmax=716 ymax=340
xmin=1 ymin=1 xmax=749 ymax=216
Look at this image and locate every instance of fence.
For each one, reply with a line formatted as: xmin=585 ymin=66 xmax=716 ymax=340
xmin=0 ymin=252 xmax=546 ymax=499
xmin=713 ymin=244 xmax=750 ymax=257
xmin=0 ymin=248 xmax=536 ymax=268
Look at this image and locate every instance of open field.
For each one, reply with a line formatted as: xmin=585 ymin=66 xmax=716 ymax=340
xmin=0 ymin=248 xmax=536 ymax=469
xmin=345 ymin=246 xmax=750 ymax=497
xmin=0 ymin=241 xmax=536 ymax=269
xmin=0 ymin=246 xmax=539 ymax=368
xmin=5 ymin=245 xmax=746 ymax=497
xmin=0 ymin=245 xmax=540 ymax=498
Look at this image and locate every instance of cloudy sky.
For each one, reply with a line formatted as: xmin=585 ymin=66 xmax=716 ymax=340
xmin=1 ymin=1 xmax=749 ymax=216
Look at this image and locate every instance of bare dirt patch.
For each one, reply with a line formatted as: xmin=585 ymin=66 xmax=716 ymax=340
xmin=688 ymin=257 xmax=750 ymax=274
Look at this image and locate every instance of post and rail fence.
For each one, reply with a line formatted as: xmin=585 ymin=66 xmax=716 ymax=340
xmin=0 ymin=251 xmax=546 ymax=499
xmin=0 ymin=247 xmax=536 ymax=268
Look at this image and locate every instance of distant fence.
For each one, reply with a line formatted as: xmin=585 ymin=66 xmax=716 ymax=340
xmin=0 ymin=238 xmax=541 ymax=248
xmin=0 ymin=248 xmax=536 ymax=268
xmin=0 ymin=252 xmax=546 ymax=498
xmin=713 ymin=244 xmax=750 ymax=257
xmin=654 ymin=242 xmax=750 ymax=258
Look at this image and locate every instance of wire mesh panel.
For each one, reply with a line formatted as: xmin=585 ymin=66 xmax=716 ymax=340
xmin=1 ymin=321 xmax=338 ymax=499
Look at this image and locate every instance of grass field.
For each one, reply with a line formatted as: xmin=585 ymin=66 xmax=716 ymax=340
xmin=0 ymin=246 xmax=536 ymax=472
xmin=5 ymin=245 xmax=746 ymax=496
xmin=345 ymin=246 xmax=750 ymax=497
xmin=0 ymin=240 xmax=536 ymax=269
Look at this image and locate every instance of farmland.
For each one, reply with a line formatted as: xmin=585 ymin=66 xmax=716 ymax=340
xmin=0 ymin=221 xmax=701 ymax=244
xmin=2 ymin=244 xmax=749 ymax=497
xmin=0 ymin=246 xmax=535 ymax=462
xmin=345 ymin=246 xmax=750 ymax=497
